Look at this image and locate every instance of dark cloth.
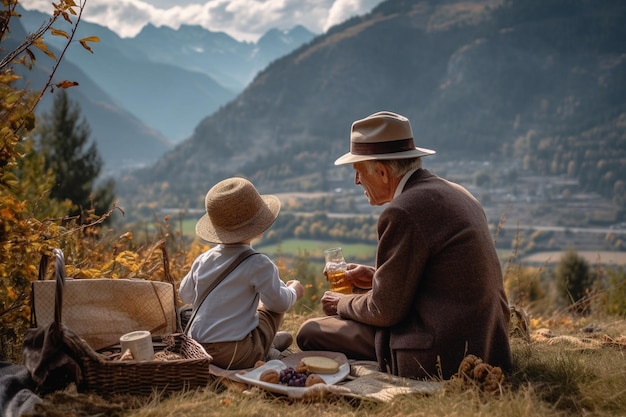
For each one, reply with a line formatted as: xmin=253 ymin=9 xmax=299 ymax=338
xmin=0 ymin=362 xmax=41 ymax=417
xmin=296 ymin=315 xmax=376 ymax=360
xmin=298 ymin=169 xmax=512 ymax=379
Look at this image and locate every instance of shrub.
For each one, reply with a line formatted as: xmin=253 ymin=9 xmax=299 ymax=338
xmin=554 ymin=248 xmax=594 ymax=313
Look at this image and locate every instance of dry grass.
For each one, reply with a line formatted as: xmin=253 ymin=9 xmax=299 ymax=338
xmin=29 ymin=311 xmax=626 ymax=417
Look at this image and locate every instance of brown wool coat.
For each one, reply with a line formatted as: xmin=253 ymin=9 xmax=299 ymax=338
xmin=337 ymin=169 xmax=512 ymax=379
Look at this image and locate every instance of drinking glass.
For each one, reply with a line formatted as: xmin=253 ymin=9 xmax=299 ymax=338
xmin=324 ymin=247 xmax=352 ymax=294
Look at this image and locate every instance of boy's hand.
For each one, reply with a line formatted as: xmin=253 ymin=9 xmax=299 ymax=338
xmin=286 ymin=280 xmax=305 ymax=299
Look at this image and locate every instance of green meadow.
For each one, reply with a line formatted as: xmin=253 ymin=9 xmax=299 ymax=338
xmin=256 ymin=239 xmax=376 ymax=262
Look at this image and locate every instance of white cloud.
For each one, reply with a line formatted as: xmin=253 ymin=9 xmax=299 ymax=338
xmin=325 ymin=0 xmax=381 ymax=31
xmin=21 ymin=0 xmax=381 ymax=42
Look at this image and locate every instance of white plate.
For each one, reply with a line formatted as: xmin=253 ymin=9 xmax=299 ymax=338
xmin=235 ymin=356 xmax=350 ymax=397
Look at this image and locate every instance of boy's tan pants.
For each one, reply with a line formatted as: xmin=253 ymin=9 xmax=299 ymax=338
xmin=201 ymin=305 xmax=283 ymax=369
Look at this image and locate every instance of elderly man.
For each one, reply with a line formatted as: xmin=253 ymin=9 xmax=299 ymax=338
xmin=296 ymin=111 xmax=512 ymax=379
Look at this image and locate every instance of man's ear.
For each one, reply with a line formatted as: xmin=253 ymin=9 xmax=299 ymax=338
xmin=376 ymin=162 xmax=390 ymax=184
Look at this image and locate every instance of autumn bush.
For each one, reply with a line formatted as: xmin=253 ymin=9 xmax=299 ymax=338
xmin=1 ymin=0 xmax=107 ymax=360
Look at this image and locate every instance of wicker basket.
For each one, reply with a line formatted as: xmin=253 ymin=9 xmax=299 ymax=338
xmin=82 ymin=333 xmax=213 ymax=396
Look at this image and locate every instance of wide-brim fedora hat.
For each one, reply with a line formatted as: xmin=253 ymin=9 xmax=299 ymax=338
xmin=195 ymin=177 xmax=280 ymax=244
xmin=334 ymin=111 xmax=436 ymax=165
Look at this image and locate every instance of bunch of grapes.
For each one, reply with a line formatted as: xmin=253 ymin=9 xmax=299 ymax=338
xmin=279 ymin=367 xmax=308 ymax=387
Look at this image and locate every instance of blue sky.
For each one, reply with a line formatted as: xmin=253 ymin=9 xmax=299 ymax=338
xmin=23 ymin=0 xmax=382 ymax=42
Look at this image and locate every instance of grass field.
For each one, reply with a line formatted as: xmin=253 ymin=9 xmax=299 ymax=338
xmin=520 ymin=251 xmax=626 ymax=266
xmin=173 ymin=218 xmax=197 ymax=236
xmin=178 ymin=217 xmax=626 ymax=267
xmin=256 ymin=239 xmax=376 ymax=261
xmin=176 ymin=220 xmax=376 ymax=260
xmin=17 ymin=228 xmax=626 ymax=416
xmin=32 ymin=310 xmax=626 ymax=417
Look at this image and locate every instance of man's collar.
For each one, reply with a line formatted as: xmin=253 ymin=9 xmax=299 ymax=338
xmin=393 ymin=168 xmax=420 ymax=199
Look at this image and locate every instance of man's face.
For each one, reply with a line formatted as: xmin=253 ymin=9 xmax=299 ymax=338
xmin=353 ymin=161 xmax=392 ymax=206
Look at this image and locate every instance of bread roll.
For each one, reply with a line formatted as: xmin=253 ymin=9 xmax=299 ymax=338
xmin=305 ymin=373 xmax=326 ymax=387
xmin=259 ymin=369 xmax=280 ymax=384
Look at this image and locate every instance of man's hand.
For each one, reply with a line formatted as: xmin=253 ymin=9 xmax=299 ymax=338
xmin=321 ymin=291 xmax=345 ymax=316
xmin=344 ymin=264 xmax=374 ymax=290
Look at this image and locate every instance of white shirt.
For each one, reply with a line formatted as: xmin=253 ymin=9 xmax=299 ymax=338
xmin=179 ymin=244 xmax=297 ymax=343
xmin=393 ymin=168 xmax=420 ymax=199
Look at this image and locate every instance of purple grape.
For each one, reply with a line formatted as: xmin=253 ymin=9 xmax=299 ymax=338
xmin=278 ymin=366 xmax=309 ymax=387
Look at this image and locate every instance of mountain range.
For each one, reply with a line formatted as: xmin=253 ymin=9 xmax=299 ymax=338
xmin=116 ymin=0 xmax=626 ymax=213
xmin=15 ymin=6 xmax=316 ymax=171
xmin=7 ymin=17 xmax=172 ymax=172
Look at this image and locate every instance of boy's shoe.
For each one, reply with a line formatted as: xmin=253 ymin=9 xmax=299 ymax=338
xmin=272 ymin=331 xmax=293 ymax=352
xmin=267 ymin=348 xmax=282 ymax=361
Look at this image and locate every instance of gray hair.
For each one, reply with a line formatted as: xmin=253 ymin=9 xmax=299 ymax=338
xmin=362 ymin=157 xmax=422 ymax=177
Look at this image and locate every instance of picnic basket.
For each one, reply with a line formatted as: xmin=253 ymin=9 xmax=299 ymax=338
xmin=82 ymin=332 xmax=213 ymax=396
xmin=29 ymin=248 xmax=213 ymax=397
xmin=30 ymin=241 xmax=179 ymax=350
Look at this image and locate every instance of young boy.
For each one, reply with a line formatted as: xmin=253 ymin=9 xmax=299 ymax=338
xmin=179 ymin=177 xmax=304 ymax=369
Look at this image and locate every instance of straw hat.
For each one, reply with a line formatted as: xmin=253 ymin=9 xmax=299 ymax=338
xmin=195 ymin=177 xmax=280 ymax=244
xmin=334 ymin=111 xmax=436 ymax=165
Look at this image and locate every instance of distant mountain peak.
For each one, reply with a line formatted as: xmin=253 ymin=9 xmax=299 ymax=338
xmin=258 ymin=25 xmax=316 ymax=46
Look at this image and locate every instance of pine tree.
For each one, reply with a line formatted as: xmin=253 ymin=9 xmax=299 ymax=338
xmin=36 ymin=90 xmax=115 ymax=220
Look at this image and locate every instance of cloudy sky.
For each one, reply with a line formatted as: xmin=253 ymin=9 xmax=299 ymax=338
xmin=23 ymin=0 xmax=383 ymax=42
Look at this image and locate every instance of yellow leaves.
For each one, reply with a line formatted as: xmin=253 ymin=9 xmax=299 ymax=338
xmin=79 ymin=41 xmax=93 ymax=53
xmin=27 ymin=264 xmax=38 ymax=276
xmin=53 ymin=0 xmax=78 ymax=22
xmin=116 ymin=251 xmax=140 ymax=273
xmin=61 ymin=251 xmax=146 ymax=279
xmin=32 ymin=37 xmax=56 ymax=61
xmin=61 ymin=0 xmax=79 ymax=9
xmin=79 ymin=36 xmax=100 ymax=54
xmin=66 ymin=266 xmax=104 ymax=279
xmin=5 ymin=286 xmax=16 ymax=300
xmin=1 ymin=172 xmax=18 ymax=187
xmin=33 ymin=32 xmax=99 ymax=58
xmin=51 ymin=28 xmax=69 ymax=39
xmin=0 ymin=73 xmax=22 ymax=84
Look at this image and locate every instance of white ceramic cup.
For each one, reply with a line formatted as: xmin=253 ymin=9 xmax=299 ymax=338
xmin=119 ymin=330 xmax=154 ymax=361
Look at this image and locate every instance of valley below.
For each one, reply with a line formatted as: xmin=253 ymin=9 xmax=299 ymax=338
xmin=159 ymin=157 xmax=625 ymax=268
xmin=268 ymin=157 xmax=626 ymax=267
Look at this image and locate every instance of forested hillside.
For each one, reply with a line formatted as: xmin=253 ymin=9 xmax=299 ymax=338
xmin=117 ymin=0 xmax=626 ymax=217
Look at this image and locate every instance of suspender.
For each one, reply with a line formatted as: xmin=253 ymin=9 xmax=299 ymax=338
xmin=184 ymin=248 xmax=258 ymax=334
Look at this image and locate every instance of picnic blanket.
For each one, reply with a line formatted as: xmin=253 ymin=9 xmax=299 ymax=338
xmin=0 ymin=362 xmax=42 ymax=417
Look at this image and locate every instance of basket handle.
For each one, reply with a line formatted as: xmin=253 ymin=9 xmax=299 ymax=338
xmin=155 ymin=240 xmax=184 ymax=332
xmin=51 ymin=248 xmax=66 ymax=333
xmin=156 ymin=239 xmax=174 ymax=287
xmin=30 ymin=249 xmax=64 ymax=328
xmin=30 ymin=253 xmax=49 ymax=327
xmin=37 ymin=253 xmax=49 ymax=281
